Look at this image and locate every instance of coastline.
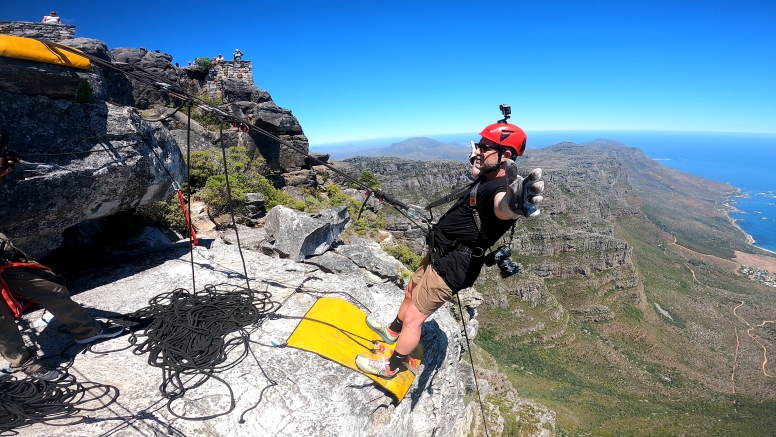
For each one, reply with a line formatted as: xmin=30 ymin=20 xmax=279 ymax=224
xmin=725 ymin=197 xmax=776 ymax=256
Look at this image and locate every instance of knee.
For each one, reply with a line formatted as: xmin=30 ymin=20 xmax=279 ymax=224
xmin=402 ymin=305 xmax=428 ymax=328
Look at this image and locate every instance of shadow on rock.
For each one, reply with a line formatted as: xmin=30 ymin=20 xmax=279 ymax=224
xmin=411 ymin=319 xmax=448 ymax=409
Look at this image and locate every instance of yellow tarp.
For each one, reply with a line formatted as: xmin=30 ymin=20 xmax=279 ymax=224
xmin=286 ymin=297 xmax=422 ymax=401
xmin=0 ymin=35 xmax=90 ymax=70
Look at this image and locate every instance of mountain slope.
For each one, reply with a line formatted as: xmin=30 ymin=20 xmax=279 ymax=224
xmin=333 ymin=141 xmax=776 ymax=436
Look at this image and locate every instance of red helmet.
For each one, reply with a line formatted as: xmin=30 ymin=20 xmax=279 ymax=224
xmin=479 ymin=122 xmax=527 ymax=157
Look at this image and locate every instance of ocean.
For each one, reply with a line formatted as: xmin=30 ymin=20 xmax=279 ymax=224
xmin=523 ymin=131 xmax=776 ymax=254
xmin=375 ymin=131 xmax=776 ymax=253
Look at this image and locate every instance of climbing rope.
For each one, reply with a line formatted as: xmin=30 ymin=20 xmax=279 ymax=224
xmin=119 ymin=283 xmax=275 ymax=420
xmin=456 ymin=297 xmax=491 ymax=437
xmin=0 ymin=374 xmax=119 ymax=435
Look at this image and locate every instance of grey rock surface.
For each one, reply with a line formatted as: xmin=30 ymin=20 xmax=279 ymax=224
xmin=334 ymin=237 xmax=408 ymax=282
xmin=0 ymin=55 xmax=94 ymax=99
xmin=7 ymin=236 xmax=477 ymax=437
xmin=62 ymin=38 xmax=134 ymax=105
xmin=304 ymin=250 xmax=363 ymax=275
xmin=0 ymin=93 xmax=186 ymax=257
xmin=264 ymin=206 xmax=351 ymax=261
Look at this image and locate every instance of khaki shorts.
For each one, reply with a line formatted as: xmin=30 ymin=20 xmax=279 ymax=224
xmin=410 ymin=255 xmax=454 ymax=316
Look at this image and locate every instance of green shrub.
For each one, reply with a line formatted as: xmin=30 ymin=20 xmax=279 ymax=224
xmin=194 ymin=57 xmax=212 ymax=72
xmin=189 ymin=145 xmax=302 ymax=216
xmin=386 ymin=244 xmax=422 ymax=271
xmin=75 ymin=81 xmax=95 ymax=104
xmin=133 ymin=193 xmax=188 ymax=234
xmin=348 ymin=171 xmax=381 ymax=189
xmin=183 ymin=95 xmax=226 ymax=130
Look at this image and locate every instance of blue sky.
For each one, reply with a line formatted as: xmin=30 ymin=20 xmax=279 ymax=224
xmin=5 ymin=1 xmax=776 ymax=145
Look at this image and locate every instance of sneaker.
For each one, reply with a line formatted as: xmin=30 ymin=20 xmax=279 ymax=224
xmin=25 ymin=366 xmax=64 ymax=381
xmin=365 ymin=315 xmax=399 ymax=345
xmin=75 ymin=322 xmax=125 ymax=344
xmin=355 ymin=354 xmax=398 ymax=378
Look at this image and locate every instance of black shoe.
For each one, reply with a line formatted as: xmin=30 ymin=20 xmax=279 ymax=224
xmin=75 ymin=322 xmax=125 ymax=344
xmin=25 ymin=366 xmax=64 ymax=381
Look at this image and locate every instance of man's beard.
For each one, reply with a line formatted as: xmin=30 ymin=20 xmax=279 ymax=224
xmin=476 ymin=157 xmax=500 ymax=174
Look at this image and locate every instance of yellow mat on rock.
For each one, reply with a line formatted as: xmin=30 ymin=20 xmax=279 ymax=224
xmin=0 ymin=35 xmax=90 ymax=70
xmin=286 ymin=297 xmax=422 ymax=401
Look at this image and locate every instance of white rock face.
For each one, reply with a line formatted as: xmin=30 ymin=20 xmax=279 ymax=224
xmin=9 ymin=235 xmax=475 ymax=437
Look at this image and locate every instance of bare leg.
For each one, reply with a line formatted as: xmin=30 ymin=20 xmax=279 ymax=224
xmin=394 ymin=302 xmax=429 ymax=356
xmin=396 ymin=279 xmax=415 ymax=322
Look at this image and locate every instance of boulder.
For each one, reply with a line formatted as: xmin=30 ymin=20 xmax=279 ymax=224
xmin=0 ymin=92 xmax=186 ymax=257
xmin=244 ymin=192 xmax=266 ymax=218
xmin=109 ymin=47 xmax=181 ymax=108
xmin=334 ymin=237 xmax=408 ymax=282
xmin=264 ymin=206 xmax=350 ymax=261
xmin=0 ymin=55 xmax=94 ymax=99
xmin=220 ymin=78 xmax=272 ymax=104
xmin=304 ymin=250 xmax=363 ymax=275
xmin=62 ymin=38 xmax=134 ymax=105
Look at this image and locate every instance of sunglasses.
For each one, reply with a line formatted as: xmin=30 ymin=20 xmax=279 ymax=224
xmin=473 ymin=142 xmax=500 ymax=153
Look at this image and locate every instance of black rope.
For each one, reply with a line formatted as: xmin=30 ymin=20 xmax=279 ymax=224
xmin=0 ymin=374 xmax=119 ymax=435
xmin=119 ymin=284 xmax=276 ymax=421
xmin=17 ymin=142 xmax=142 ymax=158
xmin=141 ymin=100 xmax=188 ymax=122
xmin=185 ymin=101 xmax=196 ymax=292
xmin=456 ymin=296 xmax=491 ymax=437
xmin=219 ymin=124 xmax=252 ymax=292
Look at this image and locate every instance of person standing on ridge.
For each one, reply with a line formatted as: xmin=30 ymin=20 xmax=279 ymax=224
xmin=41 ymin=11 xmax=61 ymax=25
xmin=0 ymin=135 xmax=125 ymax=381
xmin=356 ymin=107 xmax=545 ymax=378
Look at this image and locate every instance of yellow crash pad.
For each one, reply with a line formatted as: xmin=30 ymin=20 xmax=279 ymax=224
xmin=0 ymin=35 xmax=90 ymax=70
xmin=286 ymin=297 xmax=422 ymax=401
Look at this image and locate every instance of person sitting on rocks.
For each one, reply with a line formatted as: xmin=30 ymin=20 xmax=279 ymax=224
xmin=0 ymin=138 xmax=125 ymax=381
xmin=41 ymin=10 xmax=61 ymax=25
xmin=212 ymin=54 xmax=225 ymax=65
xmin=233 ymin=48 xmax=243 ymax=61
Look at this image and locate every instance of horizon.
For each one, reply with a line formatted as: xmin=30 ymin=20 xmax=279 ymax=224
xmin=310 ymin=129 xmax=776 ymax=149
xmin=4 ymin=1 xmax=775 ymax=144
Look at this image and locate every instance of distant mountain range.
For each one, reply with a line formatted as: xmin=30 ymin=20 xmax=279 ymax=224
xmin=311 ymin=137 xmax=471 ymax=161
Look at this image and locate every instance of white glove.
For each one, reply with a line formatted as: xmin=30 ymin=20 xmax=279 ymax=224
xmin=500 ymin=161 xmax=544 ymax=218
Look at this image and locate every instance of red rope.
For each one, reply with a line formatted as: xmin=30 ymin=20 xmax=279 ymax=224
xmin=176 ymin=189 xmax=198 ymax=247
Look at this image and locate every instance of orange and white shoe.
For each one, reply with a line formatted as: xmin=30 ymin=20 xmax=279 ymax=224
xmin=355 ymin=355 xmax=398 ymax=378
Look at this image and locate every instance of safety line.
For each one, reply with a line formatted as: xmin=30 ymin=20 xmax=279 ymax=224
xmin=456 ymin=296 xmax=491 ymax=437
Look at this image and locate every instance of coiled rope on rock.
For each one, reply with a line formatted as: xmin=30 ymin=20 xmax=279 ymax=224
xmin=0 ymin=374 xmax=119 ymax=436
xmin=119 ymin=283 xmax=276 ymax=421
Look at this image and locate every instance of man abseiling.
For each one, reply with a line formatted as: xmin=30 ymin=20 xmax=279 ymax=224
xmin=356 ymin=115 xmax=544 ymax=377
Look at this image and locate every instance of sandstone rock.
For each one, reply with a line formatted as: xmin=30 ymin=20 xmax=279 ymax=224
xmin=304 ymin=250 xmax=363 ymax=275
xmin=245 ymin=192 xmax=266 ymax=218
xmin=5 ymin=236 xmax=490 ymax=437
xmin=0 ymin=93 xmax=186 ymax=257
xmin=334 ymin=237 xmax=408 ymax=282
xmin=62 ymin=38 xmax=134 ymax=105
xmin=264 ymin=206 xmax=350 ymax=261
xmin=0 ymin=55 xmax=93 ymax=99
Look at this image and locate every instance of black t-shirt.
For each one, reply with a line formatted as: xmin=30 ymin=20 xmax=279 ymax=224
xmin=431 ymin=176 xmax=517 ymax=291
xmin=436 ymin=177 xmax=516 ymax=248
